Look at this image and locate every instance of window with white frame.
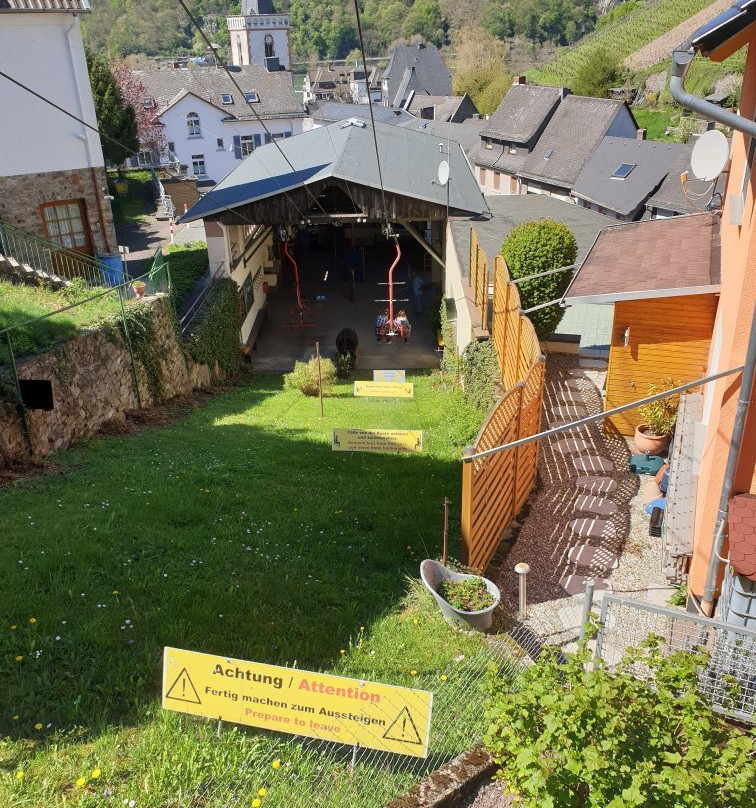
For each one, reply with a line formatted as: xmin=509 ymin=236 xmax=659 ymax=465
xmin=240 ymin=134 xmax=255 ymax=156
xmin=191 ymin=154 xmax=206 ymax=176
xmin=187 ymin=112 xmax=201 ymax=137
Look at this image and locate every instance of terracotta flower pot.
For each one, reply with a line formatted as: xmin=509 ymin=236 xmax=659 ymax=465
xmin=132 ymin=282 xmax=146 ymax=298
xmin=633 ymin=424 xmax=670 ymax=455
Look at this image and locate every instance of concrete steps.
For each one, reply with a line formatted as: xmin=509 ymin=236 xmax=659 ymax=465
xmin=0 ymin=254 xmax=70 ymax=290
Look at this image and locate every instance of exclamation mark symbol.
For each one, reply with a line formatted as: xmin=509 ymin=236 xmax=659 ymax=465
xmin=182 ymin=676 xmax=186 ymax=698
xmin=401 ymin=716 xmax=406 ymax=737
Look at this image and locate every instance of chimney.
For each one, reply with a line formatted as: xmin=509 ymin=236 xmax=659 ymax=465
xmin=512 ymin=75 xmax=527 ymax=85
xmin=636 ymin=128 xmax=647 ymax=140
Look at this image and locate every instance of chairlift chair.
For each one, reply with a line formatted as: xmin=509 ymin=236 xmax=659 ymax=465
xmin=282 ymin=240 xmax=313 ymax=330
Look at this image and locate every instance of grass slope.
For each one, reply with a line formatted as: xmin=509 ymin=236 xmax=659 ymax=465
xmin=0 ymin=374 xmax=492 ymax=806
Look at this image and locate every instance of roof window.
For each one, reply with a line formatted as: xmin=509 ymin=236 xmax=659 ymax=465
xmin=611 ymin=163 xmax=636 ymax=179
xmin=244 ymin=92 xmax=260 ymax=103
xmin=143 ymin=97 xmax=155 ymax=109
xmin=221 ymin=93 xmax=234 ymax=105
xmin=544 ymin=148 xmax=553 ymax=160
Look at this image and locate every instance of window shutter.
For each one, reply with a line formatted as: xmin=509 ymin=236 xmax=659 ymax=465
xmin=233 ymin=135 xmax=242 ymax=160
xmin=264 ymin=133 xmax=272 ymax=144
xmin=253 ymin=134 xmax=262 ymax=148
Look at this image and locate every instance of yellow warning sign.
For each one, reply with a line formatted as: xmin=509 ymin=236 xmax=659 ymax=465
xmin=162 ymin=647 xmax=432 ymax=757
xmin=332 ymin=428 xmax=423 ymax=454
xmin=373 ymin=369 xmax=406 ymax=383
xmin=354 ymin=381 xmax=414 ymax=398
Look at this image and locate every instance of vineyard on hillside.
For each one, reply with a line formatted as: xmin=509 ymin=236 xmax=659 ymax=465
xmin=531 ymin=0 xmax=727 ymax=86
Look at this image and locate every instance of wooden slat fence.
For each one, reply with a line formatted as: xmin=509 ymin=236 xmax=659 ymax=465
xmin=461 ymin=237 xmax=545 ymax=571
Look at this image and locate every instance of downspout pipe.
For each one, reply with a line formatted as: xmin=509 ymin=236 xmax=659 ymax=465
xmin=701 ymin=302 xmax=756 ymax=615
xmin=669 ymin=39 xmax=756 ymax=138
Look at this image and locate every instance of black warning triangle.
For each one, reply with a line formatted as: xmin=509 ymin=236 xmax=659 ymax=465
xmin=382 ymin=706 xmax=422 ymax=744
xmin=165 ymin=668 xmax=202 ymax=704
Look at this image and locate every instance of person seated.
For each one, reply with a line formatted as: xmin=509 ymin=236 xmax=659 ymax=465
xmin=375 ymin=309 xmax=389 ymax=342
xmin=394 ymin=310 xmax=411 ymax=342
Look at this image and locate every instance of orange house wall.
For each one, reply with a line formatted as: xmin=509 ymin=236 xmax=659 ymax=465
xmin=605 ymin=296 xmax=718 ymax=436
xmin=688 ymin=40 xmax=756 ymax=601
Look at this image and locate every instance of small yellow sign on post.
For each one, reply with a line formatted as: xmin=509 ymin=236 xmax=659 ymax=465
xmin=163 ymin=647 xmax=432 ymax=757
xmin=354 ymin=381 xmax=414 ymax=398
xmin=332 ymin=428 xmax=423 ymax=454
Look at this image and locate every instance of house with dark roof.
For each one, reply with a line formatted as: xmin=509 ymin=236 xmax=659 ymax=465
xmin=0 ymin=0 xmax=117 ymax=258
xmin=302 ymin=64 xmax=351 ymax=104
xmin=406 ymin=94 xmax=479 ymax=123
xmin=305 ymin=102 xmax=415 ymax=130
xmin=134 ymin=64 xmax=305 ymax=185
xmin=474 ymin=81 xmax=566 ymax=196
xmin=400 ymin=118 xmax=486 ymax=162
xmin=517 ymin=96 xmax=639 ymax=200
xmin=381 ymin=44 xmax=452 ymax=108
xmin=562 ymin=212 xmax=720 ymax=436
xmin=348 ymin=64 xmax=381 ymax=104
xmin=571 ymin=137 xmax=690 ymax=221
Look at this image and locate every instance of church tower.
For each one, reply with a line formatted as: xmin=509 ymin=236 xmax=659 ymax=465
xmin=227 ymin=1 xmax=292 ymax=71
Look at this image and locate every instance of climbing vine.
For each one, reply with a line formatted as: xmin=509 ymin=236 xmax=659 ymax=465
xmin=439 ymin=297 xmax=461 ymax=388
xmin=183 ymin=278 xmax=241 ymax=379
xmin=462 ymin=338 xmax=500 ymax=413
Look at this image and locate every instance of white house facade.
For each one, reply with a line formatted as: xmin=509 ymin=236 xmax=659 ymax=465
xmin=136 ymin=65 xmax=305 ymax=186
xmin=0 ymin=0 xmax=117 ymax=255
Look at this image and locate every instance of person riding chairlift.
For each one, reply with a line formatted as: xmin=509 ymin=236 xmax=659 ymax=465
xmin=394 ymin=310 xmax=411 ymax=343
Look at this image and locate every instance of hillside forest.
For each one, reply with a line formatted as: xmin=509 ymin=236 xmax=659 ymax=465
xmin=83 ymin=0 xmax=600 ymax=61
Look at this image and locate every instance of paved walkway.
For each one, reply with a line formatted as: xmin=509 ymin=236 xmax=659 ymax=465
xmin=490 ymin=352 xmax=675 ymax=645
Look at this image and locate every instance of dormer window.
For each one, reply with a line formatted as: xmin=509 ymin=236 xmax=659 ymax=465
xmin=544 ymin=148 xmax=554 ymax=160
xmin=611 ymin=163 xmax=636 ymax=179
xmin=508 ymin=145 xmax=516 ymax=155
xmin=485 ymin=139 xmax=492 ymax=150
xmin=143 ymin=97 xmax=155 ymax=110
xmin=244 ymin=92 xmax=259 ymax=103
xmin=221 ymin=93 xmax=234 ymax=105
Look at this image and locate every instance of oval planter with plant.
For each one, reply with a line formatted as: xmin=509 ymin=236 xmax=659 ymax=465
xmin=131 ymin=280 xmax=146 ymax=299
xmin=634 ymin=379 xmax=680 ymax=455
xmin=420 ymin=559 xmax=500 ymax=632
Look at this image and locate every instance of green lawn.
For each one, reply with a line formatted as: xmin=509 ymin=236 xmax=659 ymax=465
xmin=0 ymin=280 xmax=123 ymax=362
xmin=0 ymin=374 xmax=497 ymax=806
xmin=632 ymin=108 xmax=678 ymax=141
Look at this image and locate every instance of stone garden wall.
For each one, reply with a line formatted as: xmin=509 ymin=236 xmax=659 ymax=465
xmin=1 ymin=296 xmax=215 ymax=460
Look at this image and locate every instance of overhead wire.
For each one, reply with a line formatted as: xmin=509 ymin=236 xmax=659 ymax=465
xmin=352 ymin=0 xmax=390 ymax=234
xmin=0 ymin=67 xmax=293 ymax=232
xmin=130 ymin=0 xmax=309 ymax=221
xmin=176 ymin=0 xmax=331 ymax=222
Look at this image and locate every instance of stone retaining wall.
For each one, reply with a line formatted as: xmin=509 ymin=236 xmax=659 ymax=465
xmin=1 ymin=296 xmax=214 ymax=460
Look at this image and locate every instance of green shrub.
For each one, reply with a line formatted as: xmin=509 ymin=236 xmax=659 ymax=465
xmin=284 ymin=356 xmax=336 ymax=396
xmin=485 ymin=635 xmax=753 ymax=807
xmin=500 ymin=219 xmax=577 ymax=341
xmin=462 ymin=338 xmax=499 ymax=413
xmin=184 ymin=278 xmax=241 ymax=378
xmin=569 ymin=48 xmax=625 ymax=98
xmin=637 ymin=378 xmax=681 ymax=436
xmin=439 ymin=298 xmax=461 ymax=388
xmin=166 ymin=242 xmax=209 ymax=308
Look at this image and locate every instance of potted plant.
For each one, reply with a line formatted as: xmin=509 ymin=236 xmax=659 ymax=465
xmin=131 ymin=280 xmax=146 ymax=298
xmin=634 ymin=380 xmax=680 ymax=455
xmin=420 ymin=559 xmax=500 ymax=632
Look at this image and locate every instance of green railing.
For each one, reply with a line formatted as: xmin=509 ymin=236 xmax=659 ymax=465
xmin=0 ymin=258 xmax=172 ymax=453
xmin=0 ymin=220 xmax=110 ymax=287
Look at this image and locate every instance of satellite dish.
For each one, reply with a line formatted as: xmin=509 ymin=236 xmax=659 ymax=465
xmin=691 ymin=130 xmax=729 ymax=181
xmin=437 ymin=160 xmax=450 ymax=187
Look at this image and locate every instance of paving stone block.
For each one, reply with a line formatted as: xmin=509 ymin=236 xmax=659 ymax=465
xmin=553 ymin=437 xmax=591 ymax=455
xmin=573 ymin=456 xmax=614 ymax=473
xmin=573 ymin=495 xmax=618 ymax=516
xmin=575 ymin=475 xmax=617 ymax=495
xmin=569 ymin=517 xmax=614 ymax=539
xmin=567 ymin=544 xmax=619 ymax=569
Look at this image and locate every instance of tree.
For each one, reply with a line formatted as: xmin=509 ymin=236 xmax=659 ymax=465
xmin=86 ymin=48 xmax=139 ymax=166
xmin=570 ymin=47 xmax=624 ymax=98
xmin=110 ymin=61 xmax=166 ymax=159
xmin=485 ymin=636 xmax=753 ymax=807
xmin=500 ymin=219 xmax=576 ymax=340
xmin=452 ymin=27 xmax=512 ymax=116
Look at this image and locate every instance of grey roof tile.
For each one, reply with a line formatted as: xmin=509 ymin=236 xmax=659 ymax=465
xmin=645 ymin=141 xmax=721 ymax=214
xmin=382 ymin=44 xmax=451 ymax=106
xmin=308 ymin=101 xmax=415 ymax=125
xmin=1 ymin=0 xmax=89 ymax=9
xmin=135 ymin=65 xmax=302 ymax=120
xmin=481 ymin=84 xmax=564 ymax=144
xmin=518 ymin=96 xmax=633 ymax=188
xmin=400 ymin=118 xmax=485 ymax=159
xmin=572 ymin=137 xmax=686 ymax=217
xmin=182 ymin=118 xmax=489 ymax=221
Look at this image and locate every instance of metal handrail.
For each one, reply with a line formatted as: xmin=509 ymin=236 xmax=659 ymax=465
xmin=179 ymin=264 xmax=224 ymax=334
xmin=0 ymin=219 xmax=105 ymax=286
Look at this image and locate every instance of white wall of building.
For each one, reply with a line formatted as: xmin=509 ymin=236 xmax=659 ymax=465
xmin=159 ymin=94 xmax=302 ymax=185
xmin=0 ymin=12 xmax=105 ymax=176
xmin=444 ymin=221 xmax=476 ymax=356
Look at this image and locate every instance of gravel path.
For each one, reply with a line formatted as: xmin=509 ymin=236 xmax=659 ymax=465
xmin=489 ymin=353 xmax=675 ymax=646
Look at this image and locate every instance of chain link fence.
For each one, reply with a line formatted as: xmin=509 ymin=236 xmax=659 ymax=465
xmin=596 ymin=594 xmax=756 ymax=724
xmin=174 ymin=628 xmax=536 ymax=808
